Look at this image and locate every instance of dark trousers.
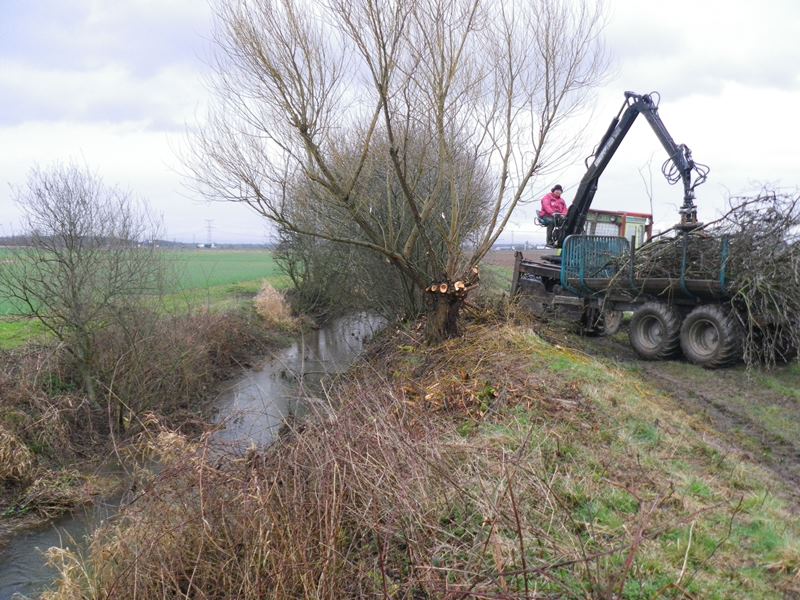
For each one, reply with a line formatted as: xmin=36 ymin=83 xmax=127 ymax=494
xmin=540 ymin=215 xmax=564 ymax=246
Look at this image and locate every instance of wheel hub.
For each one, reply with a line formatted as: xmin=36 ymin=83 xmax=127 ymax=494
xmin=641 ymin=316 xmax=664 ymax=349
xmin=690 ymin=319 xmax=719 ymax=356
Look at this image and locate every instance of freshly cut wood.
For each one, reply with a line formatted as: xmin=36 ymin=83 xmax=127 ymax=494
xmin=427 ymin=266 xmax=480 ymax=298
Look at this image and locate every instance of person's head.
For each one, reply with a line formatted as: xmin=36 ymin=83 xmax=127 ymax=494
xmin=551 ymin=184 xmax=563 ymax=196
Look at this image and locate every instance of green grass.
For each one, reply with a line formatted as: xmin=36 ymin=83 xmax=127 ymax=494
xmin=0 ymin=319 xmax=48 ymax=349
xmin=475 ymin=264 xmax=514 ymax=300
xmin=508 ymin=328 xmax=800 ymax=597
xmin=745 ymin=403 xmax=800 ymax=444
xmin=33 ymin=316 xmax=800 ymax=597
xmin=392 ymin=329 xmax=757 ymax=595
xmin=639 ymin=358 xmax=800 ymax=456
xmin=0 ymin=250 xmax=289 ymax=347
xmin=756 ymin=364 xmax=800 ymax=401
xmin=164 ymin=250 xmax=288 ymax=292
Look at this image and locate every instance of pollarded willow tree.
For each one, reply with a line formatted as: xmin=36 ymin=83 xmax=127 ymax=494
xmin=190 ymin=0 xmax=608 ymax=341
xmin=274 ymin=131 xmax=496 ymax=319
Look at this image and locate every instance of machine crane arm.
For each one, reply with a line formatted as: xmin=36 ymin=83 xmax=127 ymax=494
xmin=554 ymin=91 xmax=709 ymax=248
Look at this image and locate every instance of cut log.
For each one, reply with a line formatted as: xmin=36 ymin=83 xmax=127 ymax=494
xmin=438 ymin=283 xmax=449 ymax=294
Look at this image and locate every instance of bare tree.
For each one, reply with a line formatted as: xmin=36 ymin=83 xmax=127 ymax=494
xmin=0 ymin=164 xmax=164 ymax=404
xmin=274 ymin=131 xmax=494 ymax=319
xmin=190 ymin=0 xmax=607 ymax=340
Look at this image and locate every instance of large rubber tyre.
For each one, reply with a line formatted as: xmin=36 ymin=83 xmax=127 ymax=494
xmin=680 ymin=304 xmax=742 ymax=368
xmin=629 ymin=302 xmax=682 ymax=360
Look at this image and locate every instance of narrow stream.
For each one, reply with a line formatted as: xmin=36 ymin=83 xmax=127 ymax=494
xmin=0 ymin=313 xmax=385 ymax=599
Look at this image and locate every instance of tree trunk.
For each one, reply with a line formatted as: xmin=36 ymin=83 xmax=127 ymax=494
xmin=425 ymin=291 xmax=464 ymax=343
xmin=79 ymin=363 xmax=99 ymax=409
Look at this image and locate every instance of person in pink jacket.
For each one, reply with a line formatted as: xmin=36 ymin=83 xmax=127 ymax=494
xmin=539 ymin=184 xmax=567 ymax=219
xmin=538 ymin=184 xmax=568 ymax=246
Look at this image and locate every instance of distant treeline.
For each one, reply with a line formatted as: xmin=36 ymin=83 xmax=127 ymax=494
xmin=0 ymin=236 xmax=274 ymax=250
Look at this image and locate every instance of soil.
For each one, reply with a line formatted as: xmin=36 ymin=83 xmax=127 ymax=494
xmin=564 ymin=325 xmax=800 ymax=504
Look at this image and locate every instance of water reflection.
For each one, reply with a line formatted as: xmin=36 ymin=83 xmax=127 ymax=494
xmin=213 ymin=312 xmax=385 ymax=445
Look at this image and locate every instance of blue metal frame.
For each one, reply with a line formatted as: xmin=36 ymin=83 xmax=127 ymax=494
xmin=560 ymin=235 xmax=630 ymax=294
xmin=559 ymin=233 xmax=734 ymax=299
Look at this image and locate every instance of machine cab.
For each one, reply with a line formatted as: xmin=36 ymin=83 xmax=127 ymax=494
xmin=583 ymin=209 xmax=653 ymax=247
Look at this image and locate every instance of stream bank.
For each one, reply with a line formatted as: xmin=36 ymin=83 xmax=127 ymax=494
xmin=0 ymin=313 xmax=385 ymax=599
xmin=33 ymin=318 xmax=800 ymax=598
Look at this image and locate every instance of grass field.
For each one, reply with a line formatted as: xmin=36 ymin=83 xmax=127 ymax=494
xmin=164 ymin=250 xmax=287 ymax=292
xmin=161 ymin=250 xmax=289 ymax=311
xmin=0 ymin=250 xmax=288 ymax=348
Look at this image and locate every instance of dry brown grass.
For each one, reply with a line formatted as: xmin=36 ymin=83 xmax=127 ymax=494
xmin=0 ymin=424 xmax=35 ymax=482
xmin=91 ymin=308 xmax=277 ymax=425
xmin=44 ymin=381 xmax=454 ymax=598
xmin=253 ymin=280 xmax=296 ymax=330
xmin=11 ymin=468 xmax=103 ymax=520
xmin=0 ymin=347 xmax=89 ymax=493
xmin=0 ymin=345 xmax=105 ymax=521
xmin=0 ymin=307 xmax=282 ymax=522
xmin=40 ymin=319 xmax=772 ymax=599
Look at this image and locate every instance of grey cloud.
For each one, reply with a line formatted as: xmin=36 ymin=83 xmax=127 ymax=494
xmin=0 ymin=0 xmax=211 ymax=130
xmin=606 ymin=0 xmax=800 ymax=100
xmin=0 ymin=63 xmax=205 ymax=130
xmin=0 ymin=0 xmax=213 ymax=130
xmin=623 ymin=51 xmax=800 ymax=104
xmin=607 ymin=23 xmax=685 ymax=62
xmin=1 ymin=1 xmax=212 ymax=76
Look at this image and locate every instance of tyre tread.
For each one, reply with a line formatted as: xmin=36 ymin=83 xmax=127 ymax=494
xmin=680 ymin=304 xmax=742 ymax=368
xmin=629 ymin=302 xmax=682 ymax=360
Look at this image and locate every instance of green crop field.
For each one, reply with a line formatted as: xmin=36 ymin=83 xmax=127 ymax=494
xmin=0 ymin=249 xmax=289 ymax=347
xmin=165 ymin=250 xmax=286 ymax=291
xmin=162 ymin=250 xmax=290 ymax=311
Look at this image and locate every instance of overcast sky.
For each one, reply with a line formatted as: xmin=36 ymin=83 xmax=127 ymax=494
xmin=2 ymin=0 xmax=799 ymax=243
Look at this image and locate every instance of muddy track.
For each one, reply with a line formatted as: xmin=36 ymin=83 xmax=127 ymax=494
xmin=570 ymin=328 xmax=800 ymax=503
xmin=640 ymin=363 xmax=800 ymax=496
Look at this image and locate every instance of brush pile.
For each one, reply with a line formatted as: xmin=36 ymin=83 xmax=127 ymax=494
xmin=630 ymin=191 xmax=800 ymax=366
xmin=628 ymin=233 xmax=726 ymax=280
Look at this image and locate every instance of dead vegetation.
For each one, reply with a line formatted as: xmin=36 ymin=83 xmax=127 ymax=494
xmin=9 ymin=469 xmax=104 ymax=521
xmin=40 ymin=317 xmax=800 ymax=599
xmin=253 ymin=281 xmax=297 ymax=330
xmin=0 ymin=425 xmax=34 ymax=482
xmin=622 ymin=191 xmax=800 ymax=366
xmin=0 ymin=308 xmax=282 ymax=521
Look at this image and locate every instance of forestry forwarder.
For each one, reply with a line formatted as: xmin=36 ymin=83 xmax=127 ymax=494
xmin=512 ymin=91 xmax=750 ymax=368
